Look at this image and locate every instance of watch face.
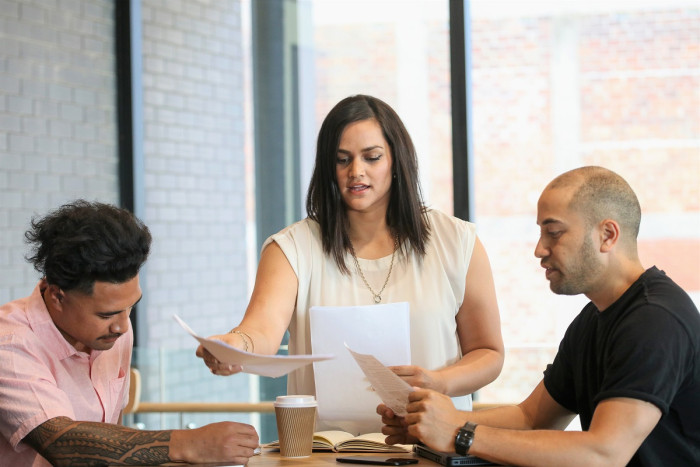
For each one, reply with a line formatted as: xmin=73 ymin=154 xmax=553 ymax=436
xmin=454 ymin=423 xmax=476 ymax=455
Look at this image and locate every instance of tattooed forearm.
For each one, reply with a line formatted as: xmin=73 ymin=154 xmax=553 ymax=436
xmin=25 ymin=416 xmax=172 ymax=466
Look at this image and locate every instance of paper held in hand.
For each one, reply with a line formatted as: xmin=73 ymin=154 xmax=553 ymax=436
xmin=310 ymin=302 xmax=411 ymax=434
xmin=173 ymin=315 xmax=334 ymax=378
xmin=345 ymin=344 xmax=413 ymax=416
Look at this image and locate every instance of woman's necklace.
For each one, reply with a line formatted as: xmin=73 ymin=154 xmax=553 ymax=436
xmin=348 ymin=236 xmax=398 ymax=304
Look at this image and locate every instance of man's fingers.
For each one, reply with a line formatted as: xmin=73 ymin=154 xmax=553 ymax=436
xmin=383 ymin=434 xmax=406 ymax=446
xmin=376 ymin=404 xmax=395 ymax=418
xmin=407 ymin=388 xmax=426 ymax=402
xmin=389 ymin=365 xmax=415 ymax=376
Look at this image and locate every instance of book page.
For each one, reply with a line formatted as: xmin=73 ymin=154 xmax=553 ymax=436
xmin=310 ymin=303 xmax=411 ymax=434
xmin=352 ymin=433 xmax=389 ymax=444
xmin=337 ymin=432 xmax=412 ymax=453
xmin=313 ymin=430 xmax=354 ymax=447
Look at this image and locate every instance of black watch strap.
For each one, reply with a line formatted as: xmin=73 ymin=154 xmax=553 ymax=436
xmin=454 ymin=421 xmax=477 ymax=455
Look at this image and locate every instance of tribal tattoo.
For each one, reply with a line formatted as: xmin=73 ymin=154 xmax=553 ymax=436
xmin=25 ymin=416 xmax=172 ymax=466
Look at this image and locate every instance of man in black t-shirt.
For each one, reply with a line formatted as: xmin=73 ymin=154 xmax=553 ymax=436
xmin=378 ymin=166 xmax=700 ymax=466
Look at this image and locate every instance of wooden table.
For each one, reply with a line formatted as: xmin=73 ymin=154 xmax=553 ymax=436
xmin=248 ymin=450 xmax=430 ymax=466
xmin=117 ymin=449 xmax=434 ymax=466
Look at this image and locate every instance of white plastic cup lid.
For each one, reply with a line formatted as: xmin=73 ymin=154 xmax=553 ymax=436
xmin=274 ymin=395 xmax=317 ymax=407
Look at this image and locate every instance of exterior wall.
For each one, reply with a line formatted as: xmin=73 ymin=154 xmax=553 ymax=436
xmin=471 ymin=6 xmax=700 ymax=404
xmin=0 ymin=0 xmax=253 ymax=429
xmin=0 ymin=0 xmax=119 ymax=305
xmin=312 ymin=4 xmax=699 ymax=405
xmin=2 ymin=0 xmax=698 ymax=430
xmin=136 ymin=0 xmax=252 ymax=427
xmin=313 ymin=4 xmax=453 ymax=214
xmin=138 ymin=0 xmax=247 ymax=353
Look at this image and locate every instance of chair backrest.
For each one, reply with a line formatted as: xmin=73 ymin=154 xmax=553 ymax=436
xmin=124 ymin=367 xmax=141 ymax=414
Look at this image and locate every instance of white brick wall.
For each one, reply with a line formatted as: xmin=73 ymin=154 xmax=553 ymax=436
xmin=1 ymin=0 xmax=253 ymax=418
xmin=135 ymin=0 xmax=252 ymax=411
xmin=0 ymin=0 xmax=119 ymax=304
xmin=140 ymin=0 xmax=248 ymax=350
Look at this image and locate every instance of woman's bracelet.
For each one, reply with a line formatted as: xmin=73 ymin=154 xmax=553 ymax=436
xmin=229 ymin=329 xmax=254 ymax=353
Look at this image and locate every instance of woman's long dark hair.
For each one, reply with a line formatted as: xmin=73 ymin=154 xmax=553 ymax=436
xmin=306 ymin=95 xmax=430 ymax=274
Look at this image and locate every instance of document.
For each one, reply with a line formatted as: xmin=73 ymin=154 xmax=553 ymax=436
xmin=345 ymin=344 xmax=412 ymax=416
xmin=310 ymin=302 xmax=411 ymax=434
xmin=173 ymin=315 xmax=334 ymax=378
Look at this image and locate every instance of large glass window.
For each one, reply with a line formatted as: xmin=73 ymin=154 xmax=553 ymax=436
xmin=251 ymin=0 xmax=453 ymax=441
xmin=253 ymin=0 xmax=698 ymax=420
xmin=469 ymin=0 xmax=700 ymax=404
xmin=308 ymin=0 xmax=453 ymax=212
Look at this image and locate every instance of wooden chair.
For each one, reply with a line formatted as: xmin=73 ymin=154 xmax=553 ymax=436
xmin=124 ymin=367 xmax=142 ymax=414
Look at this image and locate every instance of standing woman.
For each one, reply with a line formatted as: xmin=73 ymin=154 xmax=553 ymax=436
xmin=198 ymin=95 xmax=504 ymax=420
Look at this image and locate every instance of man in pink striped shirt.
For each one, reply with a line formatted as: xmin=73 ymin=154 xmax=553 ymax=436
xmin=0 ymin=200 xmax=259 ymax=466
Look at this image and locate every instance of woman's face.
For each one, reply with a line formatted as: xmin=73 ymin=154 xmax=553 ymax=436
xmin=335 ymin=119 xmax=393 ymax=216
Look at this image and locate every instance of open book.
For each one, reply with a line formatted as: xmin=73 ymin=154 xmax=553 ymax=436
xmin=265 ymin=430 xmax=413 ymax=453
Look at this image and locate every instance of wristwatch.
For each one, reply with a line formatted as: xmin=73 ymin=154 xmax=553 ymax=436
xmin=454 ymin=421 xmax=478 ymax=455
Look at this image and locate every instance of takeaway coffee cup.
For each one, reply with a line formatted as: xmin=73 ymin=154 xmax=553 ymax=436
xmin=274 ymin=395 xmax=317 ymax=458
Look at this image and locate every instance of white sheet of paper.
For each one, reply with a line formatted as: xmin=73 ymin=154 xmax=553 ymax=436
xmin=173 ymin=315 xmax=334 ymax=378
xmin=309 ymin=302 xmax=411 ymax=434
xmin=345 ymin=344 xmax=413 ymax=416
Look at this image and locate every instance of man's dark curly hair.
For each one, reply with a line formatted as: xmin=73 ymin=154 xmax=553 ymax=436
xmin=25 ymin=200 xmax=152 ymax=294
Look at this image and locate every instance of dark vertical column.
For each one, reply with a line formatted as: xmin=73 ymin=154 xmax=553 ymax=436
xmin=115 ymin=0 xmax=134 ymax=213
xmin=115 ymin=0 xmax=145 ymax=345
xmin=252 ymin=0 xmax=302 ymax=249
xmin=449 ymin=0 xmax=474 ymax=222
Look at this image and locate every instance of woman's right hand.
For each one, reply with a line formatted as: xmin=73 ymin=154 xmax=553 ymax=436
xmin=195 ymin=241 xmax=298 ymax=376
xmin=195 ymin=334 xmax=244 ymax=376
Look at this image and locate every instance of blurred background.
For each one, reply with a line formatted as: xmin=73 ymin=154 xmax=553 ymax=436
xmin=1 ymin=0 xmax=698 ymax=441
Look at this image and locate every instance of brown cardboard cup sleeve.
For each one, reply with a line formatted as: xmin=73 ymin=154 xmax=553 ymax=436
xmin=274 ymin=395 xmax=317 ymax=458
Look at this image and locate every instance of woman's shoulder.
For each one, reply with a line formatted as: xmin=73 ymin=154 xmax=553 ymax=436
xmin=264 ymin=218 xmax=321 ymax=249
xmin=277 ymin=217 xmax=319 ymax=236
xmin=422 ymin=209 xmax=477 ymax=277
xmin=425 ymin=208 xmax=476 ymax=236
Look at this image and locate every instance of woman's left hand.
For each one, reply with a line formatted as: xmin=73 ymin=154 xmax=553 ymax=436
xmin=389 ymin=365 xmax=446 ymax=393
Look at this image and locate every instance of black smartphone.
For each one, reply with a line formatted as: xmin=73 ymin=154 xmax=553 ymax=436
xmin=337 ymin=455 xmax=419 ymax=465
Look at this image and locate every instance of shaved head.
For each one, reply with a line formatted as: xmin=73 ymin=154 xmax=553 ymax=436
xmin=545 ymin=166 xmax=641 ymax=250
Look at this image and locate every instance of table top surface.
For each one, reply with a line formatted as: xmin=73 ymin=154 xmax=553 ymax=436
xmin=250 ymin=450 xmax=431 ymax=466
xmin=112 ymin=449 xmax=439 ymax=466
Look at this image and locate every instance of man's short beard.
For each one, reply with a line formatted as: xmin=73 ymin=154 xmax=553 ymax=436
xmin=551 ymin=233 xmax=602 ymax=296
